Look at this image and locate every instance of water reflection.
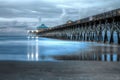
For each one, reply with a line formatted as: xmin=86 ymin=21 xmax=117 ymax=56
xmin=27 ymin=36 xmax=39 ymax=61
xmin=101 ymin=54 xmax=119 ymax=62
xmin=54 ymin=53 xmax=120 ymax=62
xmin=54 ymin=45 xmax=120 ymax=62
xmin=27 ymin=36 xmax=120 ymax=62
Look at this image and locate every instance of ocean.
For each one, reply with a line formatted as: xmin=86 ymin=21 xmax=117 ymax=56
xmin=0 ymin=36 xmax=119 ymax=61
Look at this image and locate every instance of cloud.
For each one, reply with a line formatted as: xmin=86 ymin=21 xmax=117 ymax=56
xmin=0 ymin=0 xmax=120 ymax=35
xmin=0 ymin=0 xmax=119 ymax=21
xmin=60 ymin=8 xmax=67 ymax=19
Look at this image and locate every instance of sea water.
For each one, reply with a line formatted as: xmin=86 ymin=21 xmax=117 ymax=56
xmin=0 ymin=36 xmax=119 ymax=61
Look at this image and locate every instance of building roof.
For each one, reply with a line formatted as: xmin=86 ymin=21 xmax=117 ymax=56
xmin=37 ymin=24 xmax=48 ymax=29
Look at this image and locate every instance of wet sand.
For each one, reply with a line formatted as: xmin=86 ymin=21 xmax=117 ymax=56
xmin=0 ymin=61 xmax=120 ymax=80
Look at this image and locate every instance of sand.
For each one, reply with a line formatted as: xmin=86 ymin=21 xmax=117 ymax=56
xmin=0 ymin=61 xmax=120 ymax=80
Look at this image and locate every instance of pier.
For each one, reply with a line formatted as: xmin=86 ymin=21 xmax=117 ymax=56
xmin=32 ymin=8 xmax=120 ymax=44
xmin=27 ymin=8 xmax=120 ymax=62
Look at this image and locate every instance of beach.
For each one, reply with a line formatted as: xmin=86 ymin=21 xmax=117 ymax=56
xmin=0 ymin=37 xmax=120 ymax=80
xmin=0 ymin=61 xmax=120 ymax=80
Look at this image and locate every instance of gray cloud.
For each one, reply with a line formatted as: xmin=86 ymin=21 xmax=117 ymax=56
xmin=0 ymin=0 xmax=62 ymax=18
xmin=0 ymin=0 xmax=120 ymax=22
xmin=0 ymin=0 xmax=120 ymax=35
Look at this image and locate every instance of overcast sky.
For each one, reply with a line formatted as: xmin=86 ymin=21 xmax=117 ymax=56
xmin=0 ymin=0 xmax=120 ymax=35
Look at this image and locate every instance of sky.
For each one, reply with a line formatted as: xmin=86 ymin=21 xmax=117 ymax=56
xmin=0 ymin=0 xmax=120 ymax=35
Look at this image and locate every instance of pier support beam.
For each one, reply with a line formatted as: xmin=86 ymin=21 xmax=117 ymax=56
xmin=110 ymin=31 xmax=114 ymax=44
xmin=117 ymin=32 xmax=120 ymax=44
xmin=104 ymin=30 xmax=108 ymax=43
